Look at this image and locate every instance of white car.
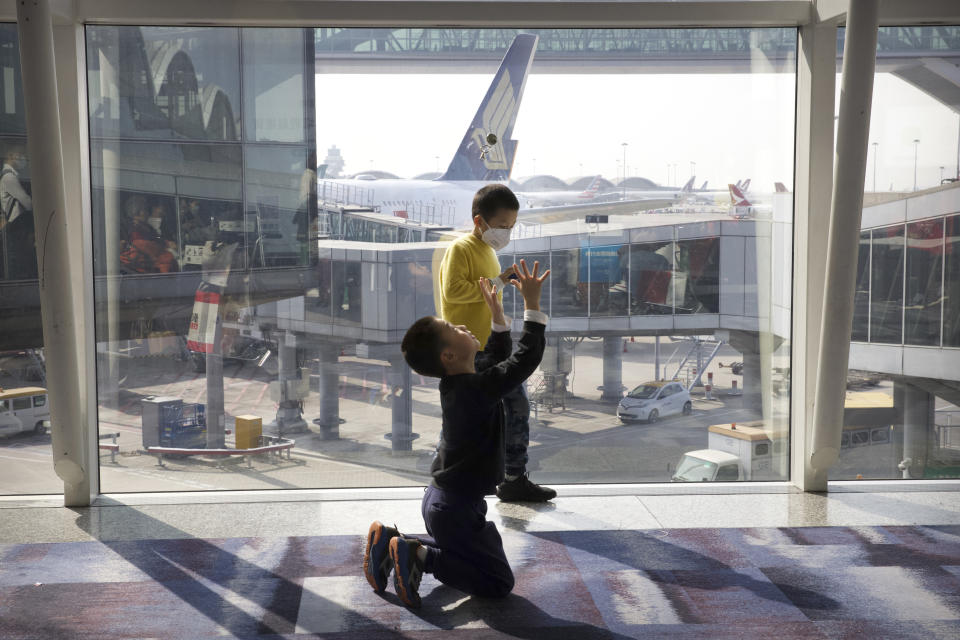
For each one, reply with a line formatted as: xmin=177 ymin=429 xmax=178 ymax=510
xmin=617 ymin=381 xmax=692 ymax=424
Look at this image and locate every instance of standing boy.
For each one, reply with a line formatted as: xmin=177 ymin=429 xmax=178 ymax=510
xmin=364 ymin=260 xmax=550 ymax=607
xmin=437 ymin=184 xmax=555 ymax=502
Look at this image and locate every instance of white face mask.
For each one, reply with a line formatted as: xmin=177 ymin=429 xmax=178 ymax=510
xmin=480 ymin=221 xmax=512 ymax=251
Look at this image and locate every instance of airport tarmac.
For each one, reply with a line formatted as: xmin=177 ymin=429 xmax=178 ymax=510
xmin=0 ymin=337 xmax=904 ymax=496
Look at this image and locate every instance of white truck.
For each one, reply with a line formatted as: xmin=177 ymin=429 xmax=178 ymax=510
xmin=0 ymin=387 xmax=50 ymax=437
xmin=672 ymin=421 xmax=785 ymax=482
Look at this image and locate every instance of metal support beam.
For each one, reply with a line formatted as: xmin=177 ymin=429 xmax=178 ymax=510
xmin=16 ymin=0 xmax=91 ymax=505
xmin=792 ymin=19 xmax=838 ymax=492
xmin=810 ymin=0 xmax=880 ymax=483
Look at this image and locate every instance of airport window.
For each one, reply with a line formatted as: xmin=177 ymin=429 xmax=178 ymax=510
xmin=904 ymin=218 xmax=943 ymax=346
xmin=75 ymin=26 xmax=797 ymax=492
xmin=852 ymin=230 xmax=871 ymax=342
xmin=0 ymin=23 xmax=64 ymax=496
xmin=837 ymin=27 xmax=960 ymax=481
xmin=869 ymin=225 xmax=905 ymax=344
xmin=946 ymin=214 xmax=960 ymax=347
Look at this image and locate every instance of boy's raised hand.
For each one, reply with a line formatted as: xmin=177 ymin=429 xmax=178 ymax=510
xmin=511 ymin=259 xmax=550 ymax=312
xmin=478 ymin=278 xmax=507 ymax=326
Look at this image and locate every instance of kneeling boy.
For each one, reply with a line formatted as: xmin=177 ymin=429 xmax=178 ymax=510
xmin=363 ymin=259 xmax=550 ymax=607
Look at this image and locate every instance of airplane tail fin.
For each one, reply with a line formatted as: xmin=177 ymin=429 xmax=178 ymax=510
xmin=741 ymin=178 xmax=751 ymax=192
xmin=681 ymin=176 xmax=695 ymax=192
xmin=580 ymin=175 xmax=602 ymax=198
xmin=729 ymin=183 xmax=752 ymax=206
xmin=699 ymin=180 xmax=708 ymax=191
xmin=774 ymin=181 xmax=788 ymax=193
xmin=439 ymin=34 xmax=538 ymax=182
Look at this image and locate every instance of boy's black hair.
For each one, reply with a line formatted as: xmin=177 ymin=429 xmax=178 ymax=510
xmin=472 ymin=184 xmax=519 ymax=222
xmin=401 ymin=316 xmax=448 ymax=378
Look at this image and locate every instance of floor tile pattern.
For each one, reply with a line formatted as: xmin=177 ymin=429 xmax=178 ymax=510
xmin=2 ymin=524 xmax=960 ymax=638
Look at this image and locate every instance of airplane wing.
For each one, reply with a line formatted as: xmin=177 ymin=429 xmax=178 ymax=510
xmin=517 ymin=198 xmax=676 ymax=224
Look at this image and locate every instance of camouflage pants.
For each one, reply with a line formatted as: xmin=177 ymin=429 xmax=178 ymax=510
xmin=502 ymin=383 xmax=530 ymax=477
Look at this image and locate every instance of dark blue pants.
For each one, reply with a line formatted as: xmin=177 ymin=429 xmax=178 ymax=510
xmin=413 ymin=484 xmax=514 ymax=598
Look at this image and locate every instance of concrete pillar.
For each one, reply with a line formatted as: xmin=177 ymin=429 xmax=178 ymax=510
xmin=313 ymin=341 xmax=341 ymax=440
xmin=271 ymin=331 xmax=308 ymax=435
xmin=16 ymin=0 xmax=90 ymax=503
xmin=387 ymin=355 xmax=418 ymax=452
xmin=900 ymin=382 xmax=934 ymax=479
xmin=600 ymin=336 xmax=623 ymax=401
xmin=809 ymin=0 xmax=880 ymax=483
xmin=205 ymin=311 xmax=226 ymax=448
xmin=654 ymin=333 xmax=661 ymax=381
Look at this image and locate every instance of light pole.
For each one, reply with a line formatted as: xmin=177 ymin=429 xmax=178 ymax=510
xmin=621 ymin=142 xmax=628 ymax=198
xmin=913 ymin=138 xmax=920 ymax=191
xmin=690 ymin=161 xmax=695 ymax=180
xmin=940 ymin=165 xmax=946 ymax=184
xmin=666 ymin=163 xmax=670 ymax=186
xmin=871 ymin=142 xmax=878 ymax=192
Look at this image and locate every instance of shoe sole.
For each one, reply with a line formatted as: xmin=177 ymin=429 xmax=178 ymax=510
xmin=363 ymin=521 xmax=390 ymax=592
xmin=389 ymin=537 xmax=421 ymax=608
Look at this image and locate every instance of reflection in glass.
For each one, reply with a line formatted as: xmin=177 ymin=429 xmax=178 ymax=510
xmin=946 ymin=215 xmax=960 ymax=347
xmin=87 ymin=26 xmax=242 ymax=141
xmin=905 ymin=218 xmax=943 ymax=346
xmin=852 ymin=230 xmax=870 ymax=341
xmin=587 ymin=244 xmax=627 ymax=317
xmin=676 ymin=238 xmax=719 ymax=314
xmin=629 ymin=241 xmax=673 ymax=315
xmin=550 ymin=248 xmax=584 ymax=317
xmin=242 ymin=28 xmax=307 ymax=143
xmin=870 ymin=225 xmax=904 ymax=344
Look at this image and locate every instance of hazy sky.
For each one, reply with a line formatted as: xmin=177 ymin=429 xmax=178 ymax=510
xmin=317 ymin=70 xmax=959 ymax=193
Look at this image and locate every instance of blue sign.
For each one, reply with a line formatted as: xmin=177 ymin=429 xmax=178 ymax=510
xmin=579 ymin=245 xmax=622 ymax=283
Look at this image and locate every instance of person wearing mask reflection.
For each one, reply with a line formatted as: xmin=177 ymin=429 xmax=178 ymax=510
xmin=0 ymin=145 xmax=35 ymax=279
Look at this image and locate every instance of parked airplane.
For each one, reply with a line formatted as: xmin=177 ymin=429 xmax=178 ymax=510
xmin=318 ymin=33 xmax=676 ymax=228
xmin=728 ymin=183 xmax=772 ymax=218
xmin=317 ymin=34 xmax=537 ymax=228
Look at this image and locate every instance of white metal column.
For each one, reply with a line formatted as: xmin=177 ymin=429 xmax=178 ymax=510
xmin=16 ymin=0 xmax=95 ymax=505
xmin=809 ymin=0 xmax=880 ymax=485
xmin=791 ymin=17 xmax=838 ymax=491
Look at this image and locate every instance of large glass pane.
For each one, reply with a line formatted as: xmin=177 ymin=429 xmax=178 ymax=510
xmin=629 ymin=241 xmax=673 ymax=315
xmin=242 ymin=28 xmax=307 ymax=143
xmin=87 ymin=26 xmax=242 ymax=141
xmin=0 ymin=24 xmax=60 ymax=495
xmin=947 ymin=214 xmax=960 ymax=347
xmin=90 ymin=27 xmax=794 ymax=490
xmin=870 ymin=225 xmax=904 ymax=344
xmin=851 ymin=230 xmax=870 ymax=342
xmin=905 ymin=218 xmax=943 ymax=346
xmin=838 ymin=26 xmax=960 ymax=482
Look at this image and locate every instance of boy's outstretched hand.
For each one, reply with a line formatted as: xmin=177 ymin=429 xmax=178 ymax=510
xmin=511 ymin=259 xmax=550 ymax=312
xmin=478 ymin=278 xmax=507 ymax=327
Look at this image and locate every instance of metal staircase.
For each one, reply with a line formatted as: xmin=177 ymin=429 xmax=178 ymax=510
xmin=669 ymin=336 xmax=724 ymax=390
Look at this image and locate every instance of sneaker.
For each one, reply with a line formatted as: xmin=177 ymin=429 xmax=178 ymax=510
xmin=389 ymin=536 xmax=423 ymax=608
xmin=496 ymin=473 xmax=557 ymax=502
xmin=363 ymin=521 xmax=399 ymax=592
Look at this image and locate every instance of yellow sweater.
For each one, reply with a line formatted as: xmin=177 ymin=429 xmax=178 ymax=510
xmin=438 ymin=232 xmax=502 ymax=345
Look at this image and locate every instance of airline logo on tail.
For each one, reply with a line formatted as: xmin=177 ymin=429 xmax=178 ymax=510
xmin=681 ymin=176 xmax=695 ymax=193
xmin=441 ymin=33 xmax=538 ymax=182
xmin=729 ymin=183 xmax=752 ymax=206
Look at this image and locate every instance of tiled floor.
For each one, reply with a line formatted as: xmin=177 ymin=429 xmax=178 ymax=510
xmin=1 ymin=488 xmax=960 ymax=638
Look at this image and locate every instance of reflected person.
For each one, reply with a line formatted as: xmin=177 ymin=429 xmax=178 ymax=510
xmin=0 ymin=145 xmax=35 ymax=279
